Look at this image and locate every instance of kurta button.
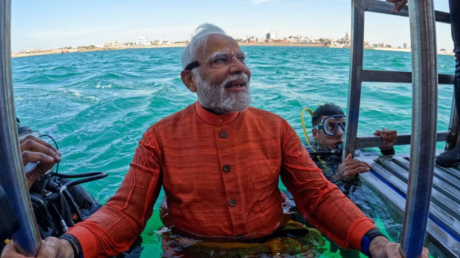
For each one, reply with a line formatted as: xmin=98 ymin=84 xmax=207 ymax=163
xmin=220 ymin=131 xmax=228 ymax=138
xmin=217 ymin=119 xmax=223 ymax=123
xmin=228 ymin=199 xmax=237 ymax=207
xmin=222 ymin=164 xmax=231 ymax=172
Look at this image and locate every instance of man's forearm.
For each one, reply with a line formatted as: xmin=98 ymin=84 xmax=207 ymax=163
xmin=361 ymin=228 xmax=388 ymax=257
xmin=59 ymin=234 xmax=82 ymax=258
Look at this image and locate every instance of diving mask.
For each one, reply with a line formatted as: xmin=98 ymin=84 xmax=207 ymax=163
xmin=313 ymin=115 xmax=346 ymax=136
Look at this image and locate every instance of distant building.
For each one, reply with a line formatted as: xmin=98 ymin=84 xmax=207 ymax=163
xmin=244 ymin=36 xmax=257 ymax=43
xmin=266 ymin=32 xmax=271 ymax=40
xmin=403 ymin=43 xmax=408 ymax=49
xmin=302 ymin=36 xmax=312 ymax=44
xmin=272 ymin=38 xmax=289 ymax=43
xmin=335 ymin=32 xmax=350 ymax=47
xmin=255 ymin=37 xmax=264 ymax=43
xmin=372 ymin=42 xmax=385 ymax=48
xmin=325 ymin=38 xmax=335 ymax=47
xmin=136 ymin=36 xmax=149 ymax=45
xmin=288 ymin=35 xmax=302 ymax=43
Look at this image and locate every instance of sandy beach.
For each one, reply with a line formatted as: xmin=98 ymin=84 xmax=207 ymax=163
xmin=12 ymin=42 xmax=327 ymax=58
xmin=11 ymin=43 xmax=454 ymax=58
xmin=11 ymin=43 xmax=188 ymax=58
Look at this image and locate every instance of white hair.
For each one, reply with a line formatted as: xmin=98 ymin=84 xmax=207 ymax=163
xmin=181 ymin=23 xmax=226 ymax=69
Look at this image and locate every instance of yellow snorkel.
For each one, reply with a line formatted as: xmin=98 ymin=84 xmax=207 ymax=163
xmin=301 ymin=107 xmax=314 ymax=146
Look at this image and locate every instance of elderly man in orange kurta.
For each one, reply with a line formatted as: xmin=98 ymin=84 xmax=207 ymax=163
xmin=3 ymin=24 xmax=429 ymax=258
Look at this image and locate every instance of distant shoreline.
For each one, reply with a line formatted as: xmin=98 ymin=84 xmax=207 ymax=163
xmin=11 ymin=44 xmax=188 ymax=58
xmin=11 ymin=43 xmax=454 ymax=58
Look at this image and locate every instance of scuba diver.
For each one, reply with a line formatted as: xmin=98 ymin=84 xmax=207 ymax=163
xmin=1 ymin=120 xmax=142 ymax=257
xmin=307 ymin=103 xmax=397 ymax=182
xmin=292 ymin=103 xmax=399 ymax=257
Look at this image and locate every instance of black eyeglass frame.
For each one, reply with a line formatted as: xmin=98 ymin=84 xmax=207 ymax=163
xmin=183 ymin=52 xmax=248 ymax=71
xmin=184 ymin=61 xmax=200 ymax=71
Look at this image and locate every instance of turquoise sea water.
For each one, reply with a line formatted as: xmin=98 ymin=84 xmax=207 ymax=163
xmin=12 ymin=47 xmax=456 ymax=257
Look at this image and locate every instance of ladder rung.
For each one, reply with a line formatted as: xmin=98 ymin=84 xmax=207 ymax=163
xmin=355 ymin=132 xmax=448 ymax=149
xmin=358 ymin=0 xmax=451 ymax=24
xmin=362 ymin=70 xmax=455 ymax=85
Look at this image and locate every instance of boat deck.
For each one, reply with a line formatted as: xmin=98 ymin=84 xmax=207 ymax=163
xmin=358 ymin=154 xmax=460 ymax=258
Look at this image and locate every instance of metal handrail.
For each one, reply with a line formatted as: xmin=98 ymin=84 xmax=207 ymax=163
xmin=401 ymin=1 xmax=438 ymax=257
xmin=0 ymin=0 xmax=42 ymax=255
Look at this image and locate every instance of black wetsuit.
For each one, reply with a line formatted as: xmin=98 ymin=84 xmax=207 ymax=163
xmin=451 ymin=0 xmax=460 ymax=121
xmin=436 ymin=1 xmax=460 ymax=165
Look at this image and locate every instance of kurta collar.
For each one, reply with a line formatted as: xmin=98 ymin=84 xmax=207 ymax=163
xmin=195 ymin=102 xmax=240 ymax=126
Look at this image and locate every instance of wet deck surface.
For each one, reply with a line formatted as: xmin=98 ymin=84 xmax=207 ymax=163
xmin=358 ymin=155 xmax=460 ymax=258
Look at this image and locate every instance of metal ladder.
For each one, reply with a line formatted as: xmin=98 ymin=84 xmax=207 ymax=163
xmin=345 ymin=0 xmax=455 ymax=155
xmin=344 ymin=0 xmax=456 ymax=257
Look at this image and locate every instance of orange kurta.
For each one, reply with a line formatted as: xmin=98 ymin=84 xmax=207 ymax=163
xmin=67 ymin=102 xmax=376 ymax=257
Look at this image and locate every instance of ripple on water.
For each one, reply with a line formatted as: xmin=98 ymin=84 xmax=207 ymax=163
xmin=12 ymin=47 xmax=456 ymax=257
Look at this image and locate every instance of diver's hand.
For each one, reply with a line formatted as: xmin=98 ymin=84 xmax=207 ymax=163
xmin=20 ymin=135 xmax=61 ymax=189
xmin=387 ymin=0 xmax=407 ymax=14
xmin=337 ymin=154 xmax=371 ymax=179
xmin=374 ymin=129 xmax=397 ymax=154
xmin=369 ymin=236 xmax=429 ymax=258
xmin=1 ymin=237 xmax=74 ymax=258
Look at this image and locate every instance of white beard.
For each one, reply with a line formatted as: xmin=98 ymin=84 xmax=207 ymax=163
xmin=195 ymin=73 xmax=252 ymax=114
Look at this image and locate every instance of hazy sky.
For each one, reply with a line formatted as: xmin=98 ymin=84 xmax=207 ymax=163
xmin=11 ymin=0 xmax=454 ymax=52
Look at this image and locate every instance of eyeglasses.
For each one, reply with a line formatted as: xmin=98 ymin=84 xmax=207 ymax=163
xmin=183 ymin=52 xmax=248 ymax=71
xmin=313 ymin=115 xmax=346 ymax=136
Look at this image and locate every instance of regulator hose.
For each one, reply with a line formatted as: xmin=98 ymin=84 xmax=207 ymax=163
xmin=301 ymin=107 xmax=314 ymax=146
